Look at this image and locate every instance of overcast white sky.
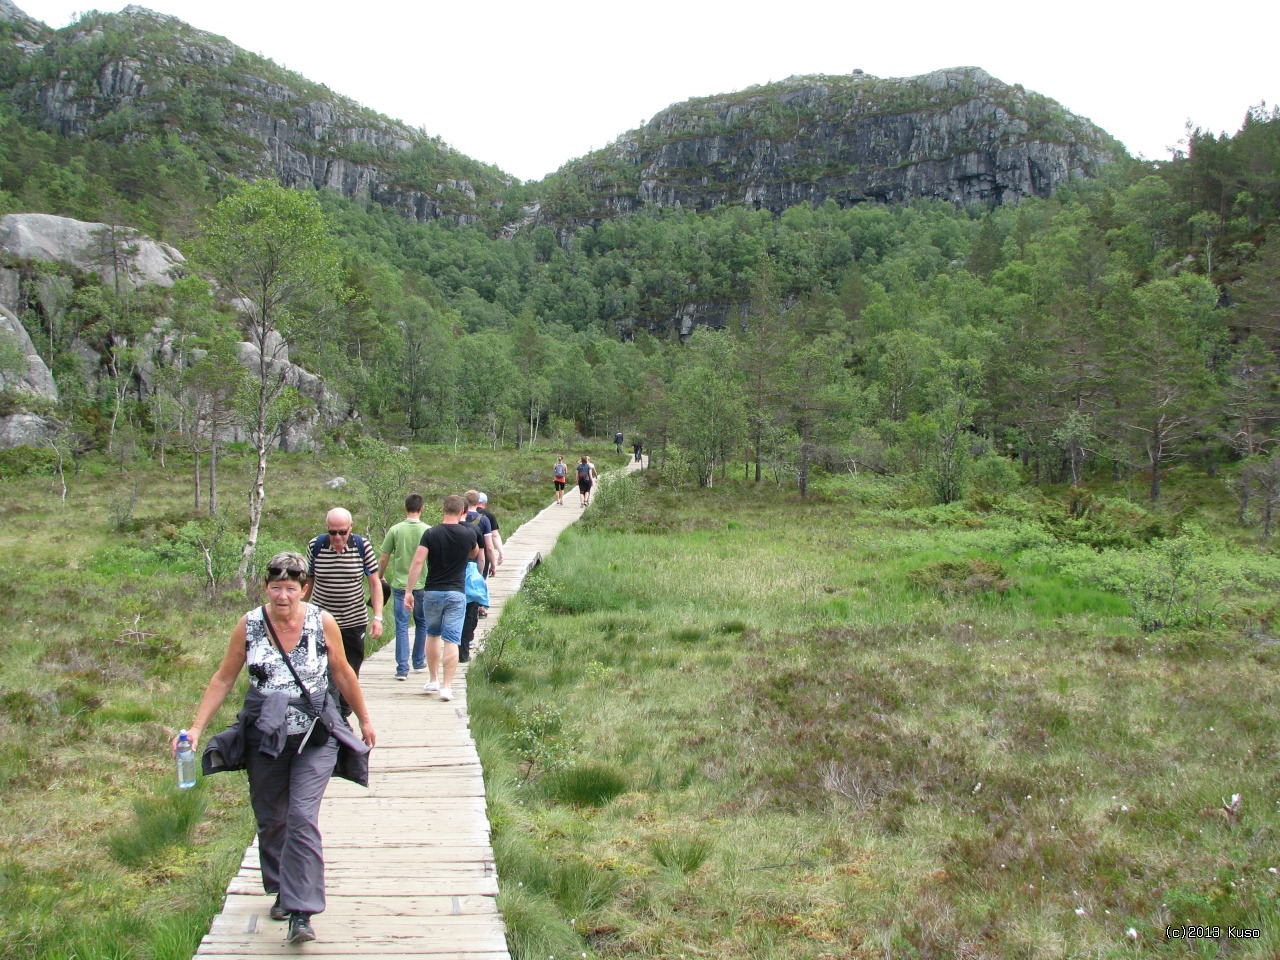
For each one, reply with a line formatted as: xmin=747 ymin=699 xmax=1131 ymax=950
xmin=13 ymin=0 xmax=1278 ymax=183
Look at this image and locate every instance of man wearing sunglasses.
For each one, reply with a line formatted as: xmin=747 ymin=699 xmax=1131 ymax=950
xmin=303 ymin=507 xmax=383 ymax=713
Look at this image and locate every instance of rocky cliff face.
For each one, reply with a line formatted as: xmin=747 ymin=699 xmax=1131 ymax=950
xmin=543 ymin=68 xmax=1122 ymax=225
xmin=0 ymin=5 xmax=512 ymax=225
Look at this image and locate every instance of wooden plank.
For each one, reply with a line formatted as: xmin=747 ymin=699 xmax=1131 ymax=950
xmin=215 ymin=893 xmax=500 ymax=919
xmin=207 ymin=916 xmax=506 ymax=937
xmin=232 ymin=863 xmax=492 ymax=885
xmin=198 ymin=943 xmax=509 ymax=958
xmin=227 ymin=876 xmax=498 ymax=897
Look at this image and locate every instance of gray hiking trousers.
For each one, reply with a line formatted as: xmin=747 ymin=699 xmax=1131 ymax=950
xmin=245 ymin=728 xmax=338 ymax=916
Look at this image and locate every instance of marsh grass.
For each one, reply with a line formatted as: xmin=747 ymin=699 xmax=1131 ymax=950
xmin=107 ymin=785 xmax=208 ymax=868
xmin=0 ymin=443 xmax=555 ymax=960
xmin=542 ymin=763 xmax=629 ymax=807
xmin=650 ymin=835 xmax=713 ymax=875
xmin=470 ymin=466 xmax=1280 ymax=958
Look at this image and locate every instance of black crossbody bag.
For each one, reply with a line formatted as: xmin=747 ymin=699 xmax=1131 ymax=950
xmin=261 ymin=606 xmax=332 ymax=752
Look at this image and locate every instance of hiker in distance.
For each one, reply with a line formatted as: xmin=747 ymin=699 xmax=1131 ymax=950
xmin=403 ymin=494 xmax=482 ymax=702
xmin=553 ymin=455 xmax=568 ymax=505
xmin=577 ymin=456 xmax=593 ymax=506
xmin=175 ymin=552 xmax=375 ymax=946
xmin=477 ymin=492 xmax=504 ymax=576
xmin=463 ymin=489 xmax=496 ymax=581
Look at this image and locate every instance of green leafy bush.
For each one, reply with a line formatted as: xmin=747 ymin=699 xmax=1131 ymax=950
xmin=0 ymin=445 xmax=57 ymax=478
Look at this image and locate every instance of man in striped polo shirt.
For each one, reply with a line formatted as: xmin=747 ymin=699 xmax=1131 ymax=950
xmin=303 ymin=507 xmax=384 ymax=713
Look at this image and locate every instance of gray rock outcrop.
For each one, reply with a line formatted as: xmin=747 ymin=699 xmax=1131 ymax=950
xmin=0 ymin=213 xmax=185 ymax=288
xmin=0 ymin=212 xmax=352 ymax=450
xmin=0 ymin=304 xmax=57 ymax=399
xmin=0 ymin=412 xmax=56 ymax=446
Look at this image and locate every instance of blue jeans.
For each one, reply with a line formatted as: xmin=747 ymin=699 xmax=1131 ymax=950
xmin=392 ymin=587 xmax=426 ymax=675
xmin=421 ymin=590 xmax=466 ymax=646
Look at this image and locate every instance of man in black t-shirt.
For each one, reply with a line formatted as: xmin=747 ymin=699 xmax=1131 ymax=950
xmin=403 ymin=494 xmax=481 ymax=702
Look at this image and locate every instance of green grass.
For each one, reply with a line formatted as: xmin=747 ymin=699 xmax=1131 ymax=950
xmin=469 ymin=466 xmax=1280 ymax=958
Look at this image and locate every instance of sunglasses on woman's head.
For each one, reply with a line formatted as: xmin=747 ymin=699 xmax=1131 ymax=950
xmin=266 ymin=564 xmax=306 ymax=581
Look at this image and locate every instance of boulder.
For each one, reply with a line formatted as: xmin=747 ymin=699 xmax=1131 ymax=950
xmin=0 ymin=304 xmax=57 ymax=400
xmin=0 ymin=213 xmax=185 ymax=288
xmin=325 ymin=477 xmax=347 ymax=490
xmin=0 ymin=412 xmax=56 ymax=447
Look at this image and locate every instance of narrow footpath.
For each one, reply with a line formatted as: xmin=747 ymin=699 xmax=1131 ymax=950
xmin=193 ymin=458 xmax=643 ymax=958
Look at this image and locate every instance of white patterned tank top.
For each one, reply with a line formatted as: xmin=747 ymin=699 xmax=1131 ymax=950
xmin=244 ymin=603 xmax=329 ymax=735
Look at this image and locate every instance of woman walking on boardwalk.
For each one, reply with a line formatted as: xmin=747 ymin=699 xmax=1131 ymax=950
xmin=553 ymin=455 xmax=568 ymax=505
xmin=174 ymin=551 xmax=375 ymax=945
xmin=576 ymin=455 xmax=593 ymax=506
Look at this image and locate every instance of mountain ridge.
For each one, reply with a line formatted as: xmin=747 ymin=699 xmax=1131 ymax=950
xmin=0 ymin=2 xmax=518 ymax=225
xmin=537 ymin=66 xmax=1123 ymax=228
xmin=2 ymin=4 xmax=1122 ymax=233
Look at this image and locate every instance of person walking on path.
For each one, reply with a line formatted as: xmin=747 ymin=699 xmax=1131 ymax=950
xmin=588 ymin=458 xmax=599 ymax=503
xmin=304 ymin=508 xmax=382 ymax=713
xmin=477 ymin=492 xmax=504 ymax=577
xmin=633 ymin=440 xmax=643 ymax=463
xmin=459 ymin=528 xmax=489 ymax=663
xmin=553 ymin=455 xmax=568 ymax=505
xmin=377 ymin=494 xmax=430 ymax=681
xmin=576 ymin=456 xmax=593 ymax=506
xmin=615 ymin=431 xmax=624 ymax=454
xmin=463 ymin=489 xmax=496 ymax=580
xmin=403 ymin=494 xmax=481 ymax=702
xmin=175 ymin=552 xmax=375 ymax=946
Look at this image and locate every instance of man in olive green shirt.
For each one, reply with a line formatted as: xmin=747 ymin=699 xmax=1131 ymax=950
xmin=378 ymin=493 xmax=431 ymax=679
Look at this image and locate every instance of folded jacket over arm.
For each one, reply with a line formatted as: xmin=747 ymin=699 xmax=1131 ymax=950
xmin=202 ymin=686 xmax=370 ymax=786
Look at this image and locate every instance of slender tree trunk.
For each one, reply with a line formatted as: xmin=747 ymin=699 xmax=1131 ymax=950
xmin=238 ymin=439 xmax=268 ymax=590
xmin=1149 ymin=433 xmax=1163 ymax=502
xmin=193 ymin=448 xmax=201 ymax=511
xmin=209 ymin=439 xmax=219 ymax=514
xmin=47 ymin=439 xmax=67 ymax=506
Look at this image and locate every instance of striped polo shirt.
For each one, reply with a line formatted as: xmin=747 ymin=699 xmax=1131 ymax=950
xmin=306 ymin=534 xmax=377 ymax=630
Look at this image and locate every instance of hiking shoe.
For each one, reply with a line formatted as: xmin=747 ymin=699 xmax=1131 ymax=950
xmin=269 ymin=895 xmax=288 ymax=922
xmin=477 ymin=608 xmax=487 ymax=618
xmin=422 ymin=679 xmax=440 ymax=694
xmin=439 ymin=685 xmax=454 ymax=702
xmin=395 ymin=672 xmax=408 ymax=681
xmin=288 ymin=913 xmax=316 ymax=944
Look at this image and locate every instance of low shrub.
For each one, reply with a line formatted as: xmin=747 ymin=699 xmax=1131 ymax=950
xmin=0 ymin=444 xmax=57 ymax=478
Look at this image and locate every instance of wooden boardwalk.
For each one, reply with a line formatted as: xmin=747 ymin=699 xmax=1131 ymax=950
xmin=194 ymin=460 xmax=641 ymax=958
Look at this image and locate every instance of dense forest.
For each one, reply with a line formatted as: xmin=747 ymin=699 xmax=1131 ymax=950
xmin=3 ymin=16 xmax=1280 ymax=520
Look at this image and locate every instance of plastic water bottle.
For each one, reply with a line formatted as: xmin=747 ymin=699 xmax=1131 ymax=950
xmin=175 ymin=730 xmax=197 ymax=789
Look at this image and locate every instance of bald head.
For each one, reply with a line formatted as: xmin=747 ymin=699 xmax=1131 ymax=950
xmin=326 ymin=508 xmax=352 ymax=529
